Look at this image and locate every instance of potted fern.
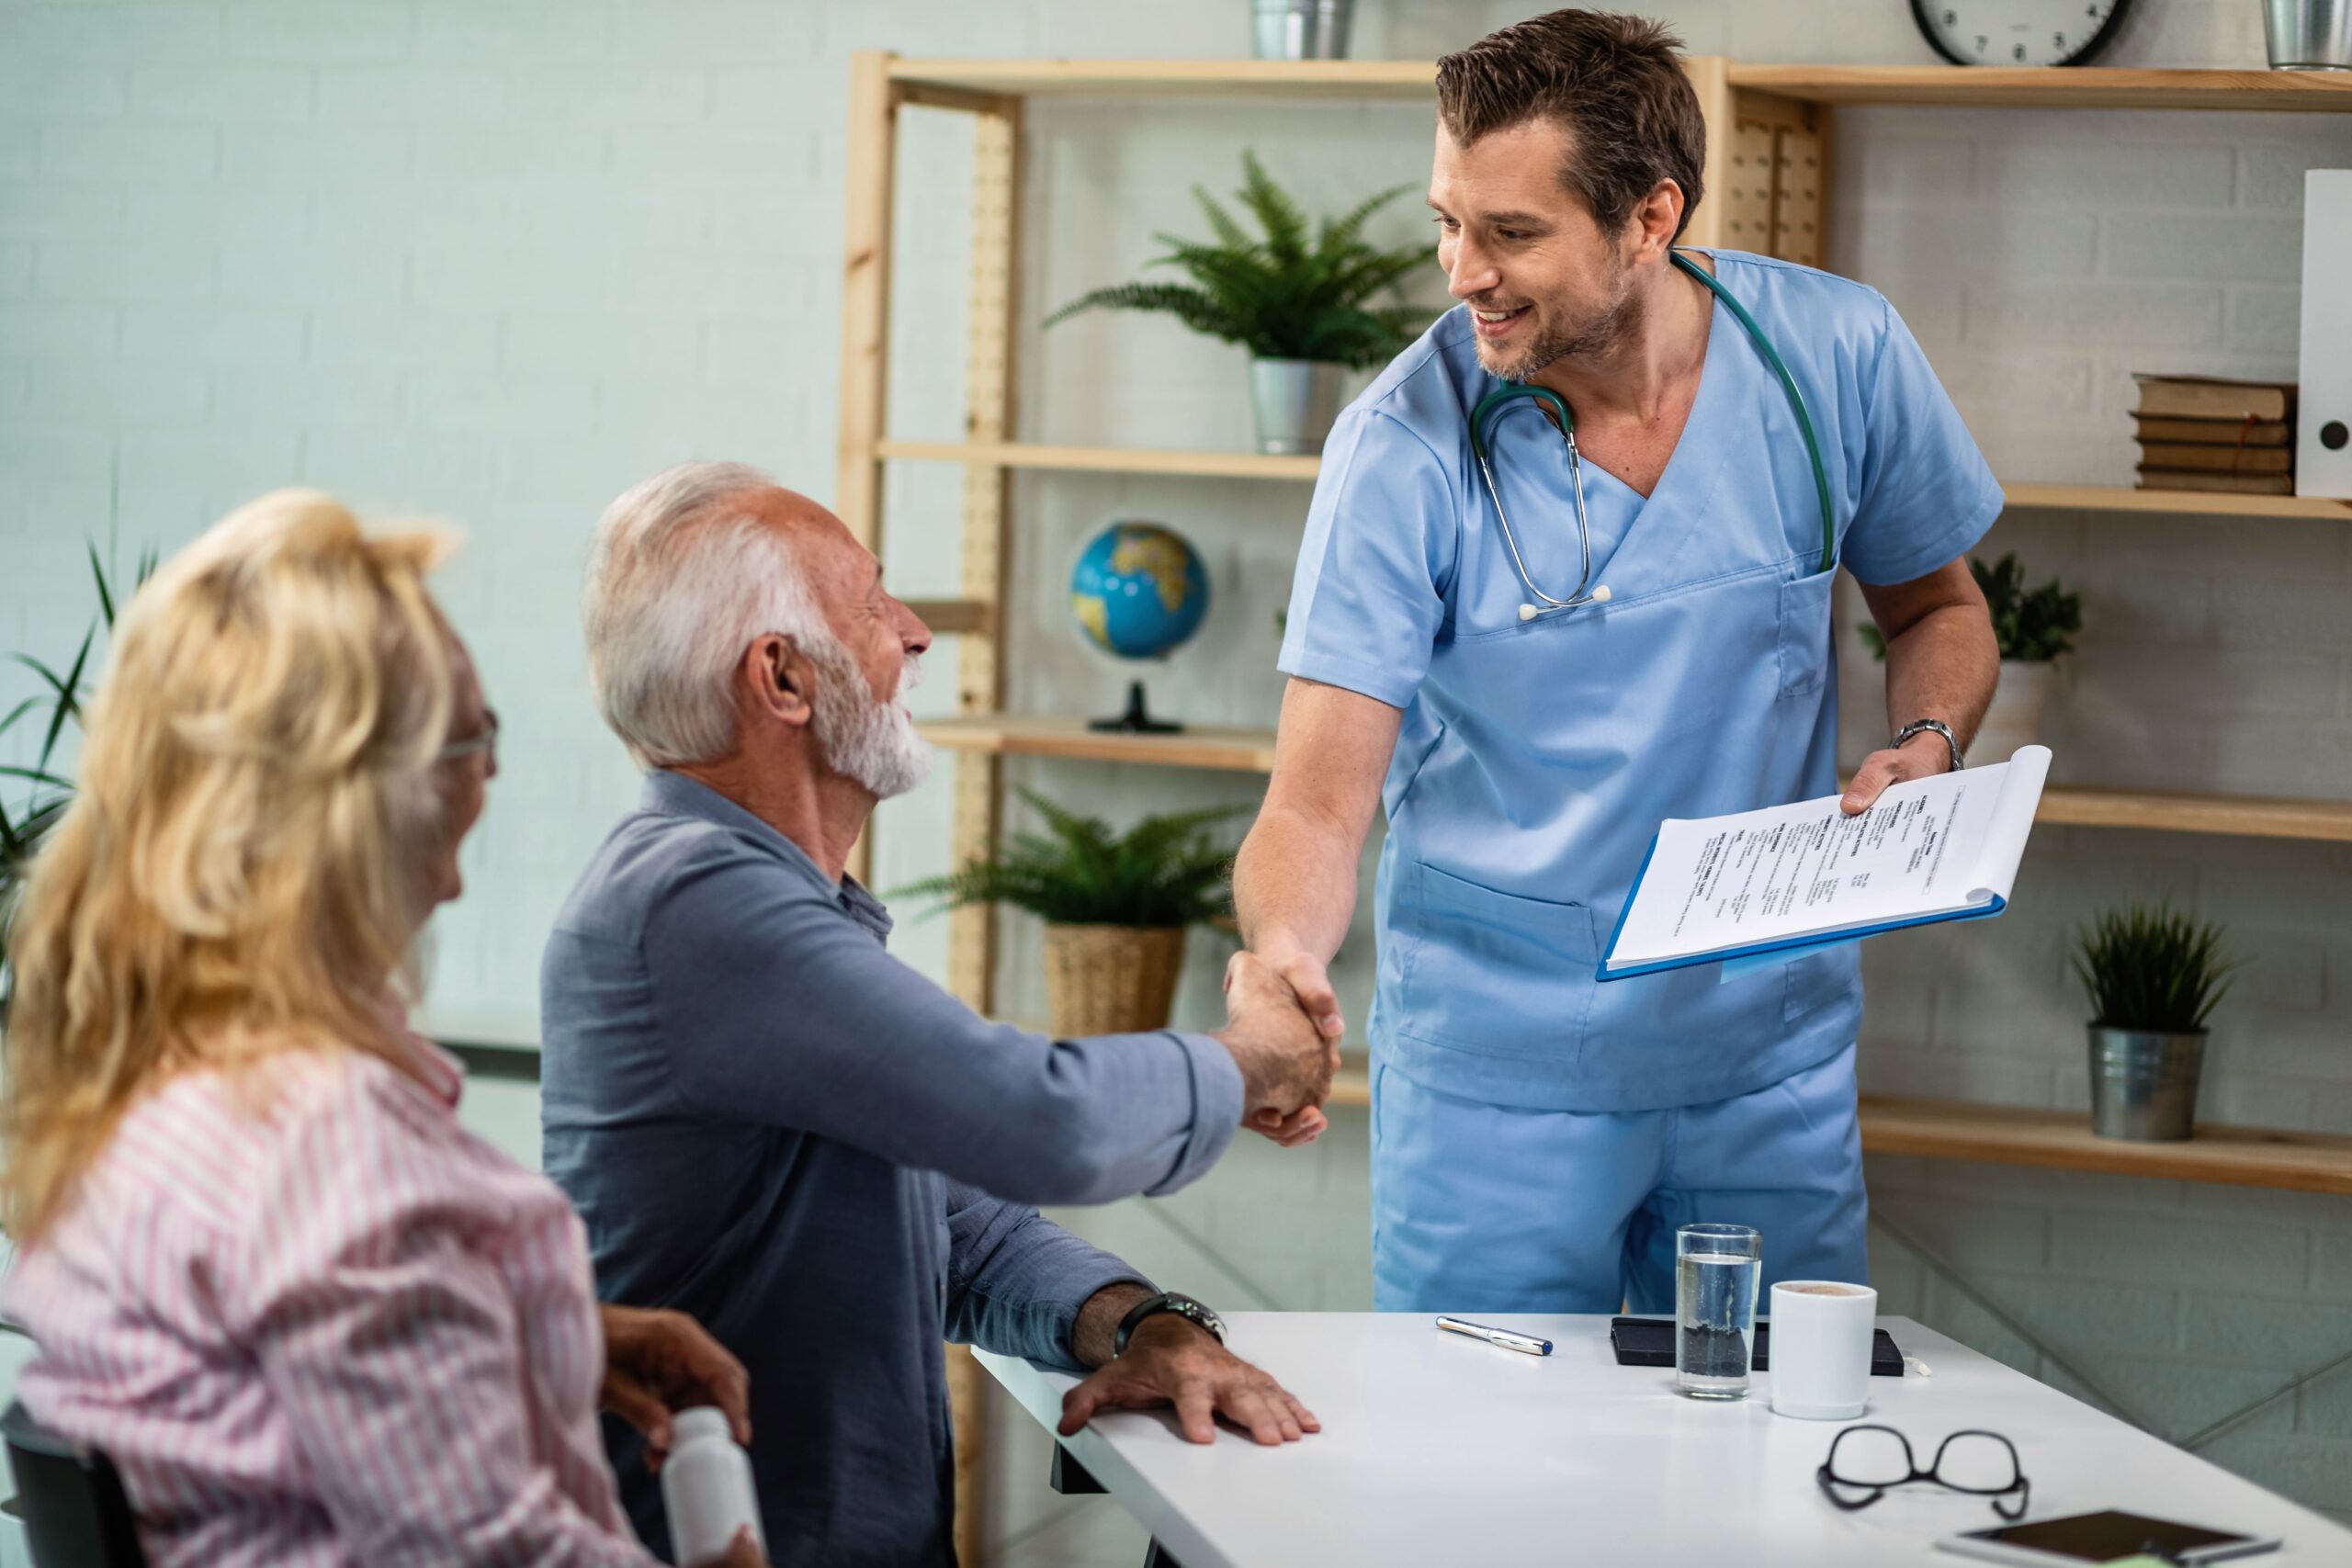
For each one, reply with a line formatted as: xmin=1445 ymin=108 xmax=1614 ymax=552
xmin=1859 ymin=552 xmax=2081 ymax=765
xmin=1046 ymin=152 xmax=1431 ymax=457
xmin=2074 ymin=902 xmax=2243 ymax=1142
xmin=2 ymin=547 xmax=150 ymax=1015
xmin=896 ymin=790 xmax=1246 ymax=1038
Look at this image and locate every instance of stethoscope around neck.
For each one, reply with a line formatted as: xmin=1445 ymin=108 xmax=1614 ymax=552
xmin=1467 ymin=249 xmax=1840 ymax=623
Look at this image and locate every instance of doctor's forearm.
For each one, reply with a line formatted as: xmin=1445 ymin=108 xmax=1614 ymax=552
xmin=1881 ymin=602 xmax=1998 ymax=750
xmin=1234 ymin=807 xmax=1359 ymax=965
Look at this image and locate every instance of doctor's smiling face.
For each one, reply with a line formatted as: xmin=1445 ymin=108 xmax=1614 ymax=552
xmin=1430 ymin=114 xmax=1678 ymax=384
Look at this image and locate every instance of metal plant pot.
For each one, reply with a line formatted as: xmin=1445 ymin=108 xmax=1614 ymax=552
xmin=2087 ymin=1025 xmax=2207 ymax=1142
xmin=2265 ymin=0 xmax=2352 ymax=69
xmin=1250 ymin=358 xmax=1343 ymax=455
xmin=1252 ymin=0 xmax=1352 ymax=60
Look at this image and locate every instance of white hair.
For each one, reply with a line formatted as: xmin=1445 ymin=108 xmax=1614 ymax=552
xmin=582 ymin=460 xmax=829 ymax=768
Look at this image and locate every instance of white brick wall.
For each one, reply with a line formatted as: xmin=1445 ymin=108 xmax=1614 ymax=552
xmin=3 ymin=0 xmax=2349 ymax=1545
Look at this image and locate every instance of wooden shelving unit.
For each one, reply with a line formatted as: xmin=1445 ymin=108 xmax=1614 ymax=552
xmin=881 ymin=441 xmax=2352 ymax=520
xmin=921 ymin=714 xmax=2352 ymax=842
xmin=1855 ymin=1096 xmax=2352 ymax=1195
xmin=837 ymin=57 xmax=2352 ymax=1556
xmin=1325 ymin=1075 xmax=2352 ymax=1195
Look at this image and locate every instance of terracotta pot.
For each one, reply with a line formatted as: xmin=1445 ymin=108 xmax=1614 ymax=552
xmin=1042 ymin=923 xmax=1188 ymax=1037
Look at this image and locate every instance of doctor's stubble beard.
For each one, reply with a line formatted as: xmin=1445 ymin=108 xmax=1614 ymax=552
xmin=809 ymin=639 xmax=932 ymax=801
xmin=1477 ymin=249 xmax=1644 ymax=385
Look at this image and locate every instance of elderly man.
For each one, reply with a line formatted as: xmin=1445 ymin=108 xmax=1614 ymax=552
xmin=541 ymin=460 xmax=1332 ymax=1568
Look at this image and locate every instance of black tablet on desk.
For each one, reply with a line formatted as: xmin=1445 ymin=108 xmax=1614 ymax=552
xmin=1608 ymin=1316 xmax=1905 ymax=1376
xmin=1936 ymin=1508 xmax=2279 ymax=1564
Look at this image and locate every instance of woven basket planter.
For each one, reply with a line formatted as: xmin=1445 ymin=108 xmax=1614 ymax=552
xmin=1042 ymin=923 xmax=1188 ymax=1038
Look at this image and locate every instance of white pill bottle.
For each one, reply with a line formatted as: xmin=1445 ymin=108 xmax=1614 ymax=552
xmin=660 ymin=1406 xmax=766 ymax=1566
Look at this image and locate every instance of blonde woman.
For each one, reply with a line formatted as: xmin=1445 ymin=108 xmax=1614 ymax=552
xmin=1 ymin=491 xmax=762 ymax=1567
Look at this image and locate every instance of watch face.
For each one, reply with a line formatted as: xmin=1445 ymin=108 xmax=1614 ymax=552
xmin=1909 ymin=0 xmax=2132 ymax=67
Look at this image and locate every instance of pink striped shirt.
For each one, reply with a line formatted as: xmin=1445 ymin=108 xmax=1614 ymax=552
xmin=4 ymin=1032 xmax=661 ymax=1567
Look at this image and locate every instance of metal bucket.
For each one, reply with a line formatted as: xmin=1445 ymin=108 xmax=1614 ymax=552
xmin=1252 ymin=0 xmax=1352 ymax=61
xmin=1250 ymin=358 xmax=1343 ymax=455
xmin=2087 ymin=1025 xmax=2206 ymax=1142
xmin=2265 ymin=0 xmax=2352 ymax=69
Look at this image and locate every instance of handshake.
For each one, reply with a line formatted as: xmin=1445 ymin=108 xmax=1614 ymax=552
xmin=1211 ymin=948 xmax=1347 ymax=1149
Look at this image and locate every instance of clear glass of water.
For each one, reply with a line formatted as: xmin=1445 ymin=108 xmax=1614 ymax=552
xmin=1675 ymin=1222 xmax=1762 ymax=1399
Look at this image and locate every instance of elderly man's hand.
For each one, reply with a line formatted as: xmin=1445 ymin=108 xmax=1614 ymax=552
xmin=1057 ymin=1314 xmax=1321 ymax=1447
xmin=1214 ymin=951 xmax=1340 ymax=1145
xmin=1839 ymin=730 xmax=1957 ymax=816
xmin=600 ymin=1304 xmax=751 ymax=1471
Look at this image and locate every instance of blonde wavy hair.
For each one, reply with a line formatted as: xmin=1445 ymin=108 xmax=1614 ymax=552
xmin=3 ymin=490 xmax=460 ymax=1242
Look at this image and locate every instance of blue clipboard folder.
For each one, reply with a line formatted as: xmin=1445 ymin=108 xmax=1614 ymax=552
xmin=1595 ymin=749 xmax=2051 ymax=984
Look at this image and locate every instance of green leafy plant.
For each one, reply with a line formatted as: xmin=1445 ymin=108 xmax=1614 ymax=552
xmin=1044 ymin=152 xmax=1433 ymax=368
xmin=1860 ymin=552 xmax=2082 ymax=663
xmin=894 ymin=789 xmax=1246 ymax=929
xmin=2073 ymin=902 xmax=2245 ymax=1034
xmin=2 ymin=546 xmax=153 ymax=1011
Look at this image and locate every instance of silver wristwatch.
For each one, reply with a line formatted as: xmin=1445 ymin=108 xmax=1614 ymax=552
xmin=1890 ymin=717 xmax=1963 ymax=773
xmin=1114 ymin=1292 xmax=1226 ymax=1356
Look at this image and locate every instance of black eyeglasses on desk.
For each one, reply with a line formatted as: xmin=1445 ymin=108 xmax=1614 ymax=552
xmin=1817 ymin=1425 xmax=2031 ymax=1521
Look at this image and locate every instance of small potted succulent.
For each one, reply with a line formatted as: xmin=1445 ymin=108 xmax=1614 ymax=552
xmin=2073 ymin=902 xmax=2244 ymax=1143
xmin=896 ymin=790 xmax=1247 ymax=1038
xmin=1860 ymin=552 xmax=2080 ymax=765
xmin=1046 ymin=152 xmax=1432 ymax=457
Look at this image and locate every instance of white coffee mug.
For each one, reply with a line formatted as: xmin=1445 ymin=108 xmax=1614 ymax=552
xmin=1768 ymin=1280 xmax=1877 ymax=1420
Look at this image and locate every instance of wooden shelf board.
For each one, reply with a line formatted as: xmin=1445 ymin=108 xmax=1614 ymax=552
xmin=1858 ymin=1094 xmax=2352 ymax=1194
xmin=1728 ymin=63 xmax=2352 ymax=112
xmin=918 ymin=712 xmax=1280 ymax=772
xmin=2004 ymin=481 xmax=2352 ymax=520
xmin=890 ymin=58 xmax=1438 ymax=98
xmin=924 ymin=716 xmax=2352 ymax=841
xmin=2036 ymin=785 xmax=2352 ymax=841
xmin=880 ymin=444 xmax=2352 ymax=519
xmin=878 ymin=438 xmax=1320 ymax=482
xmin=888 ymin=60 xmax=2352 ymax=111
xmin=1328 ymin=1083 xmax=2352 ymax=1193
xmin=900 ymin=597 xmax=991 ymax=635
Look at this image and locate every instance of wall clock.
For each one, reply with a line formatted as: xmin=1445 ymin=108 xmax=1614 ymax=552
xmin=1910 ymin=1 xmax=2134 ymax=66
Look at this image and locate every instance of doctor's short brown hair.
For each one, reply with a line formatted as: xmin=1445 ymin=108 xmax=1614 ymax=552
xmin=1435 ymin=9 xmax=1708 ymax=243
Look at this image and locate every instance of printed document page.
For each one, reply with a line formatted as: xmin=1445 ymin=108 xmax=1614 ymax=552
xmin=1604 ymin=747 xmax=2050 ymax=974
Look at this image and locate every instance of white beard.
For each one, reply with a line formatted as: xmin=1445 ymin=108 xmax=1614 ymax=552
xmin=811 ymin=645 xmax=931 ymax=801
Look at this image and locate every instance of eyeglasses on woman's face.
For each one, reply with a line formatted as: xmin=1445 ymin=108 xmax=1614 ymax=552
xmin=435 ymin=707 xmax=499 ymax=769
xmin=1817 ymin=1425 xmax=2030 ymax=1521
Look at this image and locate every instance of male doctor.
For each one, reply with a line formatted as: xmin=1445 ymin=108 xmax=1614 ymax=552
xmin=1234 ymin=9 xmax=2002 ymax=1313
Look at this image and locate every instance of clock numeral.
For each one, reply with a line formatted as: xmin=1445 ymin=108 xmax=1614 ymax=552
xmin=1975 ymin=33 xmax=1989 ymax=52
xmin=2053 ymin=31 xmax=2068 ymax=49
xmin=1944 ymin=7 xmax=1958 ymax=22
xmin=2013 ymin=41 xmax=2028 ymax=61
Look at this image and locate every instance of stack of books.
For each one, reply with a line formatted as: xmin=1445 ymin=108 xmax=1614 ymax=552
xmin=2132 ymin=375 xmax=2296 ymax=496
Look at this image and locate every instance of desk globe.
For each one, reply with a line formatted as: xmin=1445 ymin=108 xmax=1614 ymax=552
xmin=1069 ymin=520 xmax=1209 ymax=733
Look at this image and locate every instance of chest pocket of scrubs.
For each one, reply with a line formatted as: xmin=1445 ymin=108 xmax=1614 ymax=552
xmin=1775 ymin=568 xmax=1837 ymax=700
xmin=1396 ymin=860 xmax=1600 ymax=1061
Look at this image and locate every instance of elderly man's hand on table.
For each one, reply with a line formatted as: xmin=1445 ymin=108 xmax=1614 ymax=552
xmin=1216 ymin=949 xmax=1340 ymax=1147
xmin=1058 ymin=1312 xmax=1322 ymax=1448
xmin=599 ymin=1303 xmax=752 ymax=1471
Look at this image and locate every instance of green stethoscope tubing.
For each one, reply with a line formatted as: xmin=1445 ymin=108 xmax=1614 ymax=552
xmin=1467 ymin=250 xmax=1838 ymax=619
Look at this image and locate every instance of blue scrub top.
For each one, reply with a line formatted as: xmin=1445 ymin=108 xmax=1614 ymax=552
xmin=1279 ymin=251 xmax=2004 ymax=1114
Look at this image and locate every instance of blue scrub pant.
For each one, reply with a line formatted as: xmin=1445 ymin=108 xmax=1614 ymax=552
xmin=1370 ymin=1043 xmax=1869 ymax=1314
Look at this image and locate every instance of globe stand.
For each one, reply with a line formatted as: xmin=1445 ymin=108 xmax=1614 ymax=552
xmin=1090 ymin=679 xmax=1182 ymax=735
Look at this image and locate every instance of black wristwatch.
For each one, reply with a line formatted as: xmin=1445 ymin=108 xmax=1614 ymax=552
xmin=1114 ymin=1292 xmax=1226 ymax=1357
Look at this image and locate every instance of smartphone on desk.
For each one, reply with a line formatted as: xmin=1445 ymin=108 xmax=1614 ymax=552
xmin=1936 ymin=1508 xmax=2280 ymax=1565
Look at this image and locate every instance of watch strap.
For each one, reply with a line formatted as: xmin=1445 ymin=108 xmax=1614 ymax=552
xmin=1114 ymin=1292 xmax=1225 ymax=1357
xmin=1891 ymin=717 xmax=1963 ymax=773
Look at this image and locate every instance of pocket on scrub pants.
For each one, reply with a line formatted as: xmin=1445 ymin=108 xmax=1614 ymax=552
xmin=1394 ymin=859 xmax=1600 ymax=1063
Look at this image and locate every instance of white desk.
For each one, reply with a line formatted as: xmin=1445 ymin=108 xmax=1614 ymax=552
xmin=979 ymin=1313 xmax=2352 ymax=1567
